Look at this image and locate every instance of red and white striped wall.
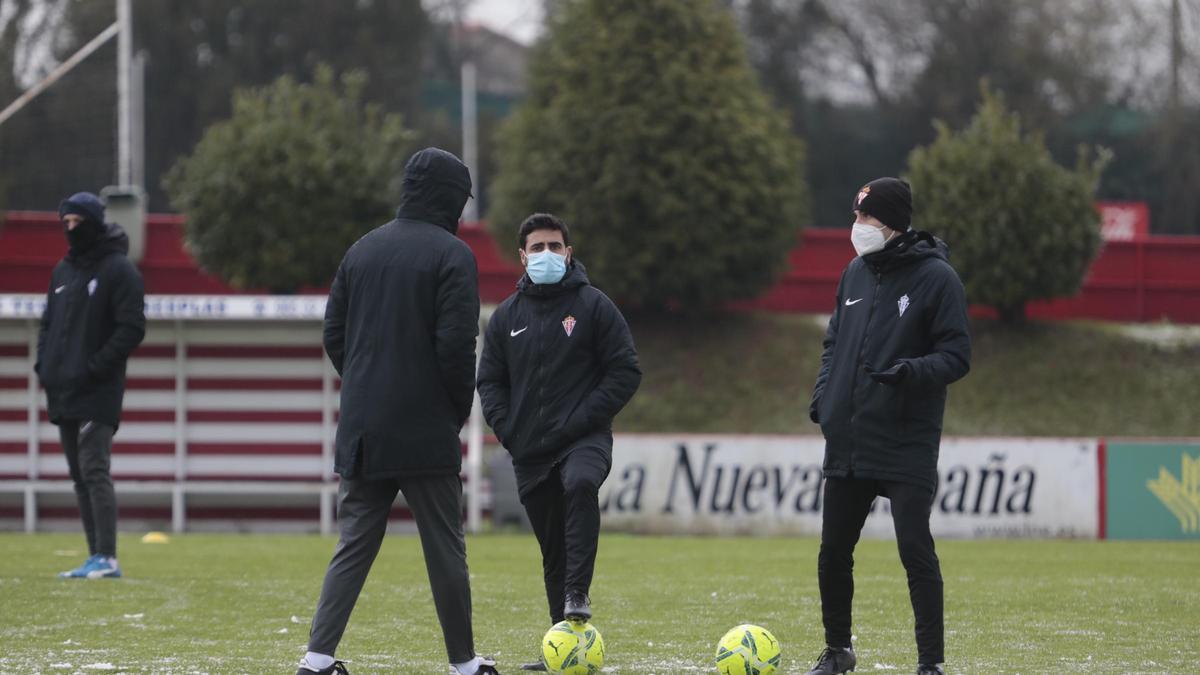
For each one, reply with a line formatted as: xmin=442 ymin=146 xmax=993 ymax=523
xmin=0 ymin=295 xmax=490 ymax=534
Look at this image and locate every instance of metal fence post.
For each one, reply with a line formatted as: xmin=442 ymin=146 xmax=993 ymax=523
xmin=25 ymin=318 xmax=39 ymax=533
xmin=467 ymin=390 xmax=483 ymax=534
xmin=321 ymin=345 xmax=335 ymax=536
xmin=172 ymin=319 xmax=187 ymax=533
xmin=466 ymin=311 xmax=489 ymax=534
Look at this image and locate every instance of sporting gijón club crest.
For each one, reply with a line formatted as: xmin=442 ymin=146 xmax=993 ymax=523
xmin=562 ymin=315 xmax=576 ymax=336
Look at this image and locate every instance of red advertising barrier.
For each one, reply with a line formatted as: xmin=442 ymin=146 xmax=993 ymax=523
xmin=0 ymin=211 xmax=521 ymax=299
xmin=4 ymin=211 xmax=1200 ymax=323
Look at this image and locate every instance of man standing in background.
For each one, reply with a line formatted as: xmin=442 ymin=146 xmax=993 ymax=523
xmin=299 ymin=148 xmax=500 ymax=675
xmin=806 ymin=178 xmax=970 ymax=675
xmin=38 ymin=191 xmax=146 ymax=580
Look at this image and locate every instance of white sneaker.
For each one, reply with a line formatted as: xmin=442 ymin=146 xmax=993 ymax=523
xmin=450 ymin=656 xmax=500 ymax=674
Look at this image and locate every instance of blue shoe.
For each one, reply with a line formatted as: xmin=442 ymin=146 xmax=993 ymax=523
xmin=60 ymin=554 xmax=122 ymax=579
xmin=84 ymin=555 xmax=122 ymax=579
xmin=59 ymin=554 xmax=102 ymax=578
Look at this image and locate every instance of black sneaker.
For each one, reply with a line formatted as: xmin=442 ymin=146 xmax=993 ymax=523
xmin=917 ymin=665 xmax=944 ymax=675
xmin=563 ymin=591 xmax=591 ymax=621
xmin=805 ymin=646 xmax=856 ymax=674
xmin=296 ymin=661 xmax=349 ymax=675
xmin=519 ymin=661 xmax=547 ymax=671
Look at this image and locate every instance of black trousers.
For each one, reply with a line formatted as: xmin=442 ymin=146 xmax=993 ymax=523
xmin=308 ymin=473 xmax=476 ymax=664
xmin=818 ymin=476 xmax=944 ymax=665
xmin=59 ymin=420 xmax=117 ymax=558
xmin=520 ymin=448 xmax=610 ymax=624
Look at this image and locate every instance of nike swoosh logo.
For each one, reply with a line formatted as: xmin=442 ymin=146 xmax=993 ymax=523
xmin=55 ymin=285 xmax=66 ymax=294
xmin=845 ymin=298 xmax=863 ymax=306
xmin=510 ymin=327 xmax=528 ymax=337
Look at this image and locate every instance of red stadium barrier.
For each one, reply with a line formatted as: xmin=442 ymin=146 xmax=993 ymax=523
xmin=4 ymin=211 xmax=1200 ymax=322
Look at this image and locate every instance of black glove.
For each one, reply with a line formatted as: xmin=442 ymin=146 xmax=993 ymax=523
xmin=865 ymin=360 xmax=910 ymax=385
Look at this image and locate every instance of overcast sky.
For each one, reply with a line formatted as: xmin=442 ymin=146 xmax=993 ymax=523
xmin=463 ymin=0 xmax=545 ymax=44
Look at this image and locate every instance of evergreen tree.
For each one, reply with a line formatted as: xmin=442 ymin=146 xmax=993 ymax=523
xmin=489 ymin=0 xmax=808 ymax=309
xmin=164 ymin=66 xmax=413 ymax=292
xmin=907 ymin=86 xmax=1110 ymax=323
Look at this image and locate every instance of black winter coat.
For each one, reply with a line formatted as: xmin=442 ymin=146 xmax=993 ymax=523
xmin=37 ymin=224 xmax=146 ymax=429
xmin=477 ymin=261 xmax=641 ymax=494
xmin=810 ymin=230 xmax=971 ymax=489
xmin=324 ymin=193 xmax=479 ymax=480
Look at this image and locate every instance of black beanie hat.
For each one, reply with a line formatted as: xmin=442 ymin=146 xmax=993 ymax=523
xmin=59 ymin=191 xmax=106 ymax=227
xmin=853 ymin=177 xmax=912 ymax=232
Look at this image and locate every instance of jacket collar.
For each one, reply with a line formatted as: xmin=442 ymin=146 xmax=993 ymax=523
xmin=66 ymin=222 xmax=130 ymax=266
xmin=862 ymin=230 xmax=946 ymax=273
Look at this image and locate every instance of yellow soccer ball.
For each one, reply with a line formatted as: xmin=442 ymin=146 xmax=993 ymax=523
xmin=714 ymin=624 xmax=781 ymax=675
xmin=541 ymin=620 xmax=604 ymax=674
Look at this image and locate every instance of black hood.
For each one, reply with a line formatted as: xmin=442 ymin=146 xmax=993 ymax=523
xmin=518 ymin=259 xmax=591 ymax=297
xmin=395 ymin=147 xmax=472 ymax=233
xmin=67 ymin=222 xmax=130 ymax=264
xmin=862 ymin=229 xmax=948 ymax=273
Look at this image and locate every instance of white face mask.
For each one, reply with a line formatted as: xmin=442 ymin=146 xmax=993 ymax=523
xmin=851 ymin=222 xmax=890 ymax=257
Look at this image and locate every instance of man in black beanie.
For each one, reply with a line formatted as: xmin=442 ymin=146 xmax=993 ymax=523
xmin=38 ymin=191 xmax=146 ymax=579
xmin=804 ymin=177 xmax=971 ymax=675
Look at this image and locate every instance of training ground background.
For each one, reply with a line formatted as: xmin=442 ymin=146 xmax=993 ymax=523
xmin=1 ymin=533 xmax=1196 ymax=674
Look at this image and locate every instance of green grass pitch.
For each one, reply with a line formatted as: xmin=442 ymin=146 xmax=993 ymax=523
xmin=0 ymin=533 xmax=1195 ymax=673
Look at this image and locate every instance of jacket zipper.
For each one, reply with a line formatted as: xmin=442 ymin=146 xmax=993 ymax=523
xmin=850 ymin=271 xmax=883 ymax=473
xmin=535 ymin=301 xmax=545 ymax=453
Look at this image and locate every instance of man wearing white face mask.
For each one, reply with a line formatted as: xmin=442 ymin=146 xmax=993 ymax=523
xmin=477 ymin=213 xmax=641 ymax=670
xmin=805 ymin=178 xmax=971 ymax=675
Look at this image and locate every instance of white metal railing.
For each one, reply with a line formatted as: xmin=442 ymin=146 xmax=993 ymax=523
xmin=0 ymin=294 xmax=488 ymax=534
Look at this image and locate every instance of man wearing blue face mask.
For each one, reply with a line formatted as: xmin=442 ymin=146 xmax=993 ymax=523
xmin=804 ymin=178 xmax=970 ymax=675
xmin=477 ymin=213 xmax=641 ymax=670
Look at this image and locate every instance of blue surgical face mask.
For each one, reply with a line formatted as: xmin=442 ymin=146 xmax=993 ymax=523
xmin=526 ymin=250 xmax=568 ymax=285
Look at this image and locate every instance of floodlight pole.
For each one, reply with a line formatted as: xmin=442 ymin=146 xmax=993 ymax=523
xmin=461 ymin=58 xmax=482 ymax=533
xmin=132 ymin=50 xmax=146 ymax=190
xmin=117 ymin=0 xmax=133 ymax=186
xmin=461 ymin=60 xmax=478 ymax=222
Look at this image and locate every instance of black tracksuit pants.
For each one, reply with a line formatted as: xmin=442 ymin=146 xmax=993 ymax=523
xmin=59 ymin=420 xmax=118 ymax=558
xmin=818 ymin=476 xmax=944 ymax=665
xmin=520 ymin=447 xmax=610 ymax=624
xmin=308 ymin=473 xmax=476 ymax=664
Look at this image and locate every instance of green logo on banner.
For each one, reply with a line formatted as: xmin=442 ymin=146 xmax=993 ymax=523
xmin=1107 ymin=442 xmax=1200 ymax=540
xmin=1146 ymin=453 xmax=1200 ymax=534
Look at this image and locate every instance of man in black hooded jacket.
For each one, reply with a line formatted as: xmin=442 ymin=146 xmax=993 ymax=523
xmin=37 ymin=191 xmax=146 ymax=580
xmin=299 ymin=148 xmax=500 ymax=675
xmin=804 ymin=178 xmax=970 ymax=675
xmin=477 ymin=213 xmax=640 ymax=670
